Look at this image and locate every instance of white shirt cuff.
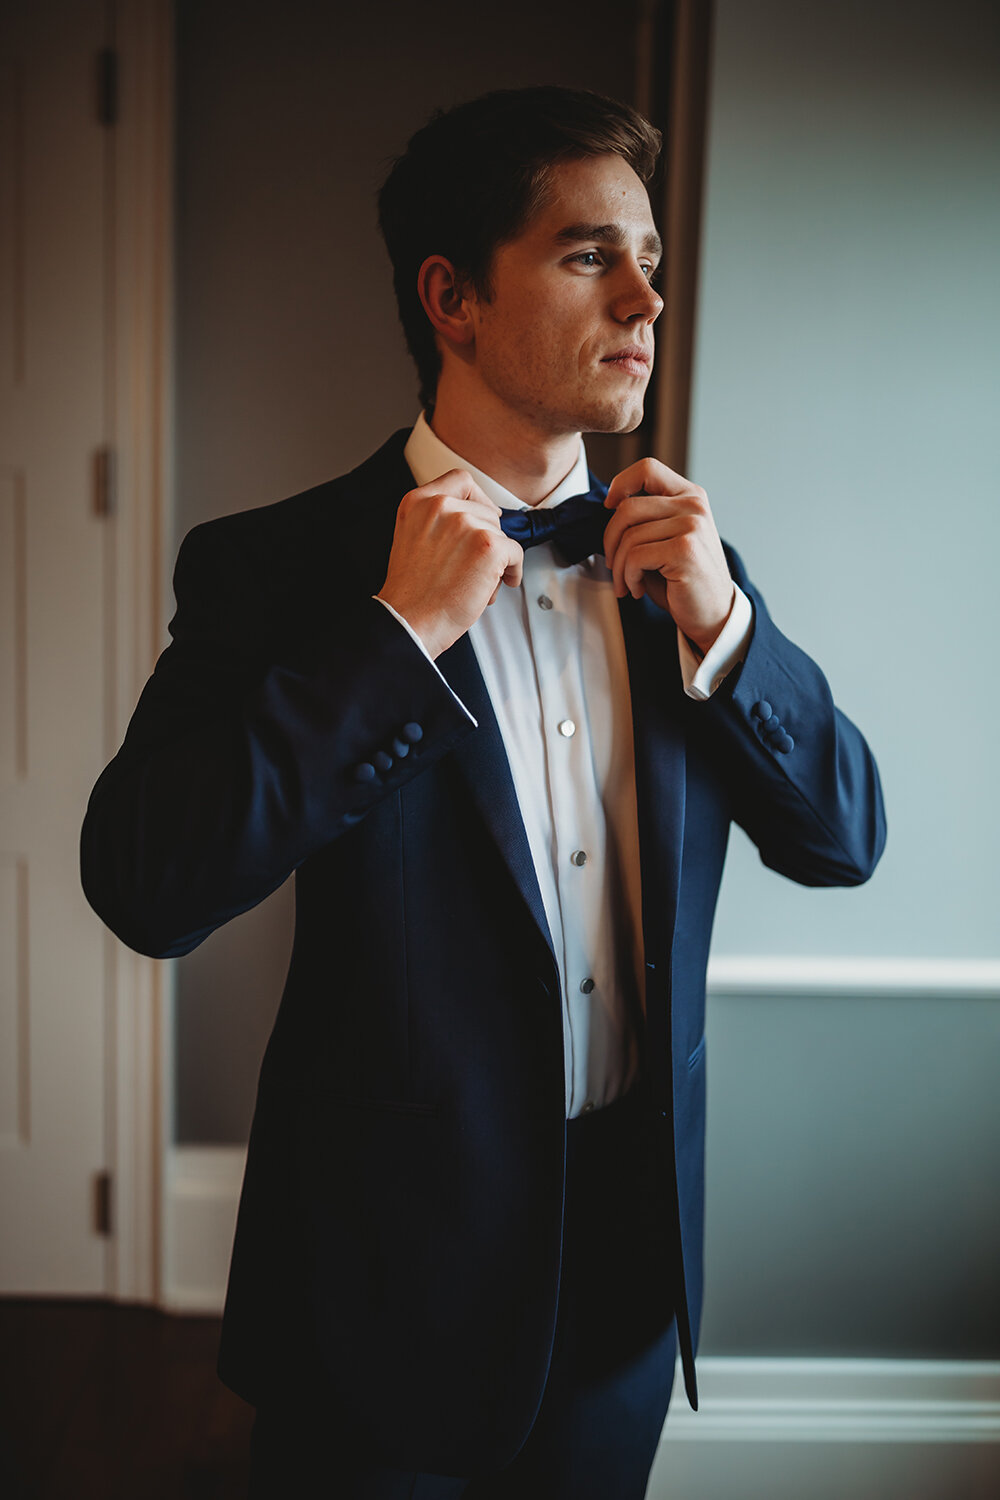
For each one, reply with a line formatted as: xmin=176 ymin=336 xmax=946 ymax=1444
xmin=373 ymin=596 xmax=478 ymax=726
xmin=677 ymin=584 xmax=753 ymax=701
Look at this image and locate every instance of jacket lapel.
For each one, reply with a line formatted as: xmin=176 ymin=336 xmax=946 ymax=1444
xmin=350 ymin=433 xmax=556 ymax=957
xmin=441 ymin=592 xmax=691 ymax=995
xmin=616 ymin=594 xmax=687 ymax=993
xmin=440 ymin=633 xmax=556 ymax=961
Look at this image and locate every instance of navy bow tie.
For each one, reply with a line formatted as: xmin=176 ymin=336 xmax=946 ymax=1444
xmin=498 ymin=487 xmax=610 ymax=566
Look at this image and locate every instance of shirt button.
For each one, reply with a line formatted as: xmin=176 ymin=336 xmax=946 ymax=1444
xmin=579 ymin=977 xmax=595 ymax=994
xmin=557 ymin=719 xmax=576 ymax=738
xmin=570 ymin=850 xmax=588 ymax=867
xmin=537 ymin=595 xmax=553 ymax=610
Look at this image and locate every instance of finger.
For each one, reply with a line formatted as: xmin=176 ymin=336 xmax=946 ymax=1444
xmin=609 ymin=516 xmax=693 ymax=595
xmin=406 ymin=468 xmax=500 ymax=518
xmin=501 ymin=537 xmax=524 ymax=589
xmin=620 ymin=540 xmax=688 ymax=599
xmin=603 ymin=496 xmax=691 ymax=569
xmin=605 ymin=457 xmax=701 ymax=509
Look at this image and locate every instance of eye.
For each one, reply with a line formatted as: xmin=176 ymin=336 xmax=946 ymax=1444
xmin=570 ymin=250 xmax=604 ymax=270
xmin=643 ymin=262 xmax=663 ymax=285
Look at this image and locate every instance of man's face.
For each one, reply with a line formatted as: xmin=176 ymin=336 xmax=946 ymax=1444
xmin=467 ymin=153 xmax=663 ymax=437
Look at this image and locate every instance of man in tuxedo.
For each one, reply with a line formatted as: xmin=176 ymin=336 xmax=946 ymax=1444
xmin=81 ymin=87 xmax=885 ymax=1497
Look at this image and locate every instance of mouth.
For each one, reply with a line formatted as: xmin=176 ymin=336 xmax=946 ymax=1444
xmin=600 ymin=347 xmax=651 ymax=378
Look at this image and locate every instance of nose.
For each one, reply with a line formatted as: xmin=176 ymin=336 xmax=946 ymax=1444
xmin=612 ymin=259 xmax=663 ymax=324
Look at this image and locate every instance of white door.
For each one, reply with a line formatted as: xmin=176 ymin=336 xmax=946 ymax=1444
xmin=0 ymin=0 xmax=114 ymax=1293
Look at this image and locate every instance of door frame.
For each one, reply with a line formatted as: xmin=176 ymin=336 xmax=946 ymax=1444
xmin=102 ymin=0 xmax=174 ymax=1303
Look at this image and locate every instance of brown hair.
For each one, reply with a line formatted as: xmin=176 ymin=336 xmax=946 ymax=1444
xmin=377 ymin=86 xmax=661 ymax=412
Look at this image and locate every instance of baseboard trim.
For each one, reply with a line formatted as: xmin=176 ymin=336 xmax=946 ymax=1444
xmin=706 ymin=956 xmax=1000 ymax=997
xmin=663 ymin=1358 xmax=1000 ymax=1443
xmin=161 ymin=1145 xmax=245 ymax=1314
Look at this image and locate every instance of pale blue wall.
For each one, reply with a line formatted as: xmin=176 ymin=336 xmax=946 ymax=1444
xmin=701 ymin=989 xmax=1000 ymax=1355
xmin=690 ymin=0 xmax=999 ymax=962
xmin=691 ymin=0 xmax=999 ymax=1356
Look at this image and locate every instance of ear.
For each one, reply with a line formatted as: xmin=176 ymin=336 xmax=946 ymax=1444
xmin=417 ymin=255 xmax=477 ymax=351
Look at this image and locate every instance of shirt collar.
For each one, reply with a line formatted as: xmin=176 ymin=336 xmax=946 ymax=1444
xmin=403 ymin=411 xmax=591 ymax=513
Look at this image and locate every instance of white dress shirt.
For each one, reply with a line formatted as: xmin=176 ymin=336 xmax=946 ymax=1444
xmin=378 ymin=413 xmax=751 ymax=1117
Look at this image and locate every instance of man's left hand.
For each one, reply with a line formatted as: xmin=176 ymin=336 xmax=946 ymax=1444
xmin=602 ymin=458 xmax=735 ymax=653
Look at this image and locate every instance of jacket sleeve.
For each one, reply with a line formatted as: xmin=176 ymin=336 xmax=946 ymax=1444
xmin=689 ymin=544 xmax=886 ymax=887
xmin=80 ymin=519 xmax=475 ymax=959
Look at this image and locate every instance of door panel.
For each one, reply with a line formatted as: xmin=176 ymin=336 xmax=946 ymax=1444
xmin=0 ymin=0 xmax=111 ymax=1293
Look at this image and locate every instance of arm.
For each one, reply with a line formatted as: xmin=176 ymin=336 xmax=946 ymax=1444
xmin=603 ymin=456 xmax=885 ymax=887
xmin=80 ymin=519 xmax=476 ymax=959
xmin=691 ymin=543 xmax=886 ymax=887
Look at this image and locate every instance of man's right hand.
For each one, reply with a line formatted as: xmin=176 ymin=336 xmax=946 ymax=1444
xmin=377 ymin=470 xmax=524 ymax=659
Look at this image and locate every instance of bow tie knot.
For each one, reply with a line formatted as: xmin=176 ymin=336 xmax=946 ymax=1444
xmin=498 ymin=487 xmax=609 ymax=566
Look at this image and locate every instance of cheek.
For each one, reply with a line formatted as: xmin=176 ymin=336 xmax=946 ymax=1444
xmin=519 ymin=313 xmax=586 ymax=377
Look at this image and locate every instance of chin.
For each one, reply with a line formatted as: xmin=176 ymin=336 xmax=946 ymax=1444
xmin=582 ymin=399 xmax=646 ymax=435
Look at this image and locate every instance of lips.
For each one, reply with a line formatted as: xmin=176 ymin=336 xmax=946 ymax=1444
xmin=601 ymin=347 xmax=651 ymax=377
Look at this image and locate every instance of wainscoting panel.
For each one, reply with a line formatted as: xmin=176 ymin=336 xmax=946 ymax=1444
xmin=164 ymin=1145 xmax=1000 ymax=1497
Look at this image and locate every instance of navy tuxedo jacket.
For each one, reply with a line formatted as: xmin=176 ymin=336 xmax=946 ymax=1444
xmin=81 ymin=428 xmax=885 ymax=1474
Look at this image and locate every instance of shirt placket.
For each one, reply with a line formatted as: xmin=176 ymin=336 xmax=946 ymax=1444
xmin=523 ymin=550 xmax=604 ymax=1116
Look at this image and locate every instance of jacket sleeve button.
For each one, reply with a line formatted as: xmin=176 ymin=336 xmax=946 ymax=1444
xmin=402 ymin=722 xmax=423 ymax=744
xmin=776 ymin=733 xmax=795 ymax=754
xmin=374 ymin=750 xmax=393 ymax=773
xmin=752 ymin=700 xmax=772 ymax=721
xmin=392 ymin=737 xmax=410 ymax=758
xmin=354 ymin=762 xmax=376 ymax=783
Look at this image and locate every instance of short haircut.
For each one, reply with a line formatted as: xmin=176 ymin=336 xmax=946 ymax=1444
xmin=377 ymin=86 xmax=662 ymax=412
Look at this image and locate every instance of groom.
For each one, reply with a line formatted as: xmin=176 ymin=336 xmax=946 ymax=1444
xmin=82 ymin=87 xmax=885 ymax=1497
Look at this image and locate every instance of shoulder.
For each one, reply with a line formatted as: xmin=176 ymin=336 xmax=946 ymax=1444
xmin=169 ymin=429 xmax=415 ymax=644
xmin=175 ymin=428 xmax=415 ymax=598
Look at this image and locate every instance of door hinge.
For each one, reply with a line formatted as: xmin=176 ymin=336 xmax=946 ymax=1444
xmin=94 ymin=445 xmax=116 ymax=517
xmin=94 ymin=1170 xmax=113 ymax=1237
xmin=97 ymin=47 xmax=118 ymax=127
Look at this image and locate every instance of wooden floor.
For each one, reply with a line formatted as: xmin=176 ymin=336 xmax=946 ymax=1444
xmin=0 ymin=1300 xmax=253 ymax=1500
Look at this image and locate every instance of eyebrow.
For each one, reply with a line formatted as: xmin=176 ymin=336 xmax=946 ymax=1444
xmin=554 ymin=221 xmax=663 ymax=260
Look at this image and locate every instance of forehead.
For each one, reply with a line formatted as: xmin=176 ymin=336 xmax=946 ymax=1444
xmin=525 ymin=153 xmax=660 ymax=248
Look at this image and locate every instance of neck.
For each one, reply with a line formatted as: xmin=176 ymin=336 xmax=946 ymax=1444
xmin=429 ymin=382 xmax=581 ymax=506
